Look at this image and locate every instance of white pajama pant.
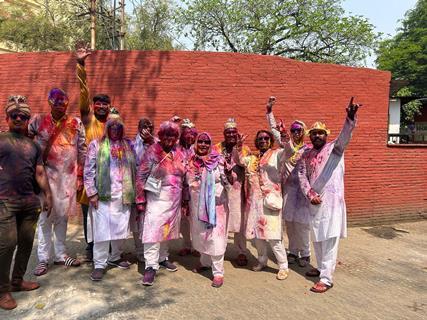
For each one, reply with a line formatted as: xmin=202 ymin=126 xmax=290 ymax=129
xmin=255 ymin=239 xmax=288 ymax=270
xmin=286 ymin=220 xmax=311 ymax=258
xmin=93 ymin=239 xmax=125 ymax=269
xmin=144 ymin=241 xmax=169 ymax=270
xmin=133 ymin=232 xmax=144 ymax=261
xmin=313 ymin=237 xmax=340 ymax=286
xmin=233 ymin=232 xmax=247 ymax=255
xmin=200 ymin=253 xmax=225 ymax=277
xmin=37 ymin=211 xmax=68 ymax=263
xmin=180 ymin=216 xmax=192 ymax=249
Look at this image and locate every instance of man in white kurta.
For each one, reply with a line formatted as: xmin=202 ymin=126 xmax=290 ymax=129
xmin=131 ymin=118 xmax=156 ymax=261
xmin=213 ymin=118 xmax=251 ymax=266
xmin=84 ymin=117 xmax=136 ymax=281
xmin=29 ymin=89 xmax=86 ymax=276
xmin=298 ymin=98 xmax=360 ymax=293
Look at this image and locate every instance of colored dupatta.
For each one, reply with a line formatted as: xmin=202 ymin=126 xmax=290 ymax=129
xmin=96 ymin=118 xmax=136 ymax=204
xmin=192 ymin=132 xmax=221 ymax=228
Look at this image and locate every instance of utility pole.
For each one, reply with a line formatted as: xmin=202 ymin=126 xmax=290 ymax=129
xmin=119 ymin=0 xmax=125 ymax=50
xmin=90 ymin=0 xmax=96 ymax=50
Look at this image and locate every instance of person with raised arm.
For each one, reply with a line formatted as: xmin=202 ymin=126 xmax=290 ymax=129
xmin=298 ymin=97 xmax=361 ymax=293
xmin=265 ymin=97 xmax=311 ymax=267
xmin=75 ymin=44 xmax=114 ymax=261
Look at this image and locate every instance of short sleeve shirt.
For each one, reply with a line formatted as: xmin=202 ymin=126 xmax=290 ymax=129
xmin=0 ymin=132 xmax=43 ymax=200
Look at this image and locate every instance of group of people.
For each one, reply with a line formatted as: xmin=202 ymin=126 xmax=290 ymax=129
xmin=0 ymin=48 xmax=361 ymax=310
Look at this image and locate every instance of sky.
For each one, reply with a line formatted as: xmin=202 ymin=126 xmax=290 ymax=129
xmin=342 ymin=0 xmax=418 ymax=67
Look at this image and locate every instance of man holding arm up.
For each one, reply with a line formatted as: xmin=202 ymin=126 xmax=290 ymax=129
xmin=298 ymin=97 xmax=361 ymax=293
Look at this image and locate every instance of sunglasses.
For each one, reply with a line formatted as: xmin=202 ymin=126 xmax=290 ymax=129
xmin=198 ymin=139 xmax=211 ymax=145
xmin=257 ymin=136 xmax=270 ymax=141
xmin=290 ymin=128 xmax=303 ymax=133
xmin=9 ymin=113 xmax=30 ymax=121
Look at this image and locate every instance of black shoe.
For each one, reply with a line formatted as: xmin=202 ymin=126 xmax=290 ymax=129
xmin=159 ymin=260 xmax=178 ymax=272
xmin=107 ymin=259 xmax=131 ymax=269
xmin=287 ymin=253 xmax=298 ymax=265
xmin=90 ymin=268 xmax=104 ymax=281
xmin=297 ymin=256 xmax=310 ymax=267
xmin=142 ymin=267 xmax=156 ymax=286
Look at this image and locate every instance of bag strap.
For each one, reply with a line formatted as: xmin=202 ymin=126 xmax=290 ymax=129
xmin=42 ymin=116 xmax=67 ymax=164
xmin=150 ymin=151 xmax=171 ymax=176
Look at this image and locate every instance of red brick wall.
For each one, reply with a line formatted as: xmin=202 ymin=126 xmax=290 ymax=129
xmin=0 ymin=50 xmax=426 ymax=225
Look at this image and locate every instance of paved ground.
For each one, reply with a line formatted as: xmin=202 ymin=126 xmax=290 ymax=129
xmin=1 ymin=220 xmax=426 ymax=320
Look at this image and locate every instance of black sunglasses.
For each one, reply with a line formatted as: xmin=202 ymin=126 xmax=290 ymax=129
xmin=257 ymin=136 xmax=270 ymax=141
xmin=9 ymin=113 xmax=30 ymax=121
xmin=290 ymin=128 xmax=303 ymax=133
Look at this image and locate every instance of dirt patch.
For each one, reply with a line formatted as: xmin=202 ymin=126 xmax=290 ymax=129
xmin=362 ymin=226 xmax=410 ymax=239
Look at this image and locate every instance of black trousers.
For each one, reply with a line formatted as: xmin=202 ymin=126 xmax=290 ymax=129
xmin=0 ymin=199 xmax=40 ymax=293
xmin=81 ymin=204 xmax=93 ymax=251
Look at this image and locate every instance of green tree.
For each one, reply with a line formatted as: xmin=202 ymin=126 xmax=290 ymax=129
xmin=126 ymin=0 xmax=176 ymax=50
xmin=376 ymin=0 xmax=427 ymax=96
xmin=177 ymin=0 xmax=379 ymax=65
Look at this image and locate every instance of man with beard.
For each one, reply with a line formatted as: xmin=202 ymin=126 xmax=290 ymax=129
xmin=177 ymin=118 xmax=198 ymax=257
xmin=265 ymin=97 xmax=311 ymax=267
xmin=76 ymin=45 xmax=113 ymax=261
xmin=29 ymin=89 xmax=86 ymax=276
xmin=0 ymin=96 xmax=52 ymax=310
xmin=131 ymin=118 xmax=156 ymax=262
xmin=298 ymin=97 xmax=361 ymax=293
xmin=213 ymin=119 xmax=251 ymax=266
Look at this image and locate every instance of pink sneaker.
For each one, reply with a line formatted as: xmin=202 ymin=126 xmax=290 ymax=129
xmin=211 ymin=276 xmax=224 ymax=288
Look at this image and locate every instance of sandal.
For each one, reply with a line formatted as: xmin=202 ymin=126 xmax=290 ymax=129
xmin=34 ymin=262 xmax=48 ymax=276
xmin=310 ymin=281 xmax=333 ymax=293
xmin=54 ymin=256 xmax=81 ymax=267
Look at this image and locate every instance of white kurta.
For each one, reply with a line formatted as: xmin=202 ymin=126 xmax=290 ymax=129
xmin=235 ymin=148 xmax=286 ymax=240
xmin=298 ymin=117 xmax=356 ymax=242
xmin=187 ymin=165 xmax=229 ymax=256
xmin=135 ymin=143 xmax=187 ymax=243
xmin=84 ymin=140 xmax=131 ymax=243
xmin=29 ymin=114 xmax=86 ymax=219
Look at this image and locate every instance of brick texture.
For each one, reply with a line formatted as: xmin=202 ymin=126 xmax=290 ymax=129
xmin=0 ymin=50 xmax=426 ymax=225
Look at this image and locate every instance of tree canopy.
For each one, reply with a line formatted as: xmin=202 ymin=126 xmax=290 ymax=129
xmin=376 ymin=0 xmax=427 ymax=96
xmin=177 ymin=0 xmax=379 ymax=66
xmin=0 ymin=0 xmax=177 ymax=51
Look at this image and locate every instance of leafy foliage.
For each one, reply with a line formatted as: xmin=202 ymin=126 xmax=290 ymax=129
xmin=177 ymin=0 xmax=379 ymax=65
xmin=376 ymin=0 xmax=427 ymax=96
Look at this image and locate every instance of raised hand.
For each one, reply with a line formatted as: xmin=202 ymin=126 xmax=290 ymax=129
xmin=236 ymin=133 xmax=248 ymax=151
xmin=346 ymin=96 xmax=362 ymax=121
xmin=75 ymin=41 xmax=92 ymax=63
xmin=266 ymin=96 xmax=276 ymax=113
xmin=277 ymin=119 xmax=290 ymax=143
xmin=170 ymin=115 xmax=181 ymax=123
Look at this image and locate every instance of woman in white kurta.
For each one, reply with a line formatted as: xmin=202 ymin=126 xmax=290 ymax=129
xmin=136 ymin=121 xmax=186 ymax=286
xmin=185 ymin=132 xmax=230 ymax=288
xmin=84 ymin=116 xmax=136 ymax=281
xmin=234 ymin=130 xmax=289 ymax=280
xmin=265 ymin=99 xmax=312 ymax=266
